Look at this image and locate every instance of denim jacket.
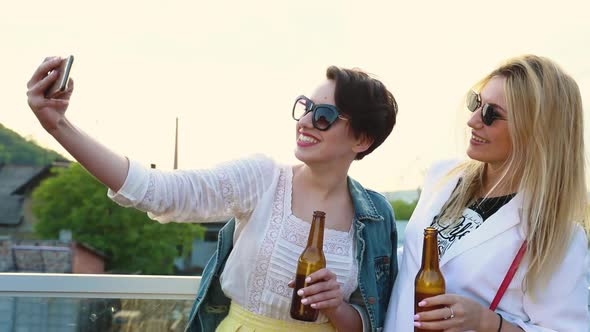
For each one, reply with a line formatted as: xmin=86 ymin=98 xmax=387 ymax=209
xmin=185 ymin=177 xmax=398 ymax=332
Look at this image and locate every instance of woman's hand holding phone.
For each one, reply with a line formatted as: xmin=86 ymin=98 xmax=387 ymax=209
xmin=27 ymin=56 xmax=74 ymax=133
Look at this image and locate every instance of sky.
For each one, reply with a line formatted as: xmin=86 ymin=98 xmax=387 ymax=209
xmin=2 ymin=0 xmax=590 ymax=192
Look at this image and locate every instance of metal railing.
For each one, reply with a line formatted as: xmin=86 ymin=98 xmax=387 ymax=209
xmin=0 ymin=273 xmax=201 ymax=300
xmin=0 ymin=273 xmax=202 ymax=331
xmin=0 ymin=273 xmax=588 ymax=331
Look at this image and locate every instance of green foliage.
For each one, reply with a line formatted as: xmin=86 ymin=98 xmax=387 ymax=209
xmin=390 ymin=199 xmax=418 ymax=220
xmin=0 ymin=123 xmax=66 ymax=165
xmin=32 ymin=163 xmax=205 ymax=274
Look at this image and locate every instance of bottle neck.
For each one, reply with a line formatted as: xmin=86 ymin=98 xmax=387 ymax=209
xmin=421 ymin=232 xmax=440 ymax=270
xmin=307 ymin=217 xmax=325 ymax=249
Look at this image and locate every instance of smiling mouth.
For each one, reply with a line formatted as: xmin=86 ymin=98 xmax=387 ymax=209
xmin=471 ymin=134 xmax=489 ymax=143
xmin=298 ymin=134 xmax=319 ymax=144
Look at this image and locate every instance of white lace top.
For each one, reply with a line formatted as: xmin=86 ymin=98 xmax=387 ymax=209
xmin=108 ymin=155 xmax=359 ymax=323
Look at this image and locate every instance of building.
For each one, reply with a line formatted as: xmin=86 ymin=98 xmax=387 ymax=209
xmin=0 ymin=161 xmax=69 ymax=239
xmin=381 ymin=189 xmax=420 ymax=203
xmin=173 ymin=222 xmax=226 ymax=275
xmin=0 ymin=161 xmax=107 ymax=274
xmin=0 ymin=238 xmax=106 ymax=274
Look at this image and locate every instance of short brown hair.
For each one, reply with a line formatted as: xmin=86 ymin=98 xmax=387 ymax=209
xmin=326 ymin=66 xmax=398 ymax=160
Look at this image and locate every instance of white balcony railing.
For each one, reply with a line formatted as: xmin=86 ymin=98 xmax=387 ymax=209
xmin=0 ymin=273 xmax=201 ymax=300
xmin=0 ymin=273 xmax=202 ymax=331
xmin=0 ymin=273 xmax=589 ymax=332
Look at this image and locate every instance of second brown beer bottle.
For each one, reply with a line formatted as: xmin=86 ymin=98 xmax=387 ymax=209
xmin=290 ymin=210 xmax=327 ymax=321
xmin=415 ymin=227 xmax=445 ymax=332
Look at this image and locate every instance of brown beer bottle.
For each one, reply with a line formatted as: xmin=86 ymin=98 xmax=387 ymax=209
xmin=415 ymin=227 xmax=445 ymax=332
xmin=290 ymin=210 xmax=327 ymax=322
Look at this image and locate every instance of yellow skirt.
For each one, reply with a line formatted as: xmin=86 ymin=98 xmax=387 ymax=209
xmin=216 ymin=303 xmax=337 ymax=332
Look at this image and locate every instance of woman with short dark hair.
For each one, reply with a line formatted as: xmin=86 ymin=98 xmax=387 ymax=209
xmin=27 ymin=59 xmax=399 ymax=332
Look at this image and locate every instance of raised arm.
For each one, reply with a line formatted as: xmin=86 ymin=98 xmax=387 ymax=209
xmin=26 ymin=57 xmax=128 ymax=192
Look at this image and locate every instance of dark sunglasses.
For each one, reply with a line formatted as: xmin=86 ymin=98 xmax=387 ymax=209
xmin=292 ymin=95 xmax=348 ymax=131
xmin=466 ymin=90 xmax=507 ymax=126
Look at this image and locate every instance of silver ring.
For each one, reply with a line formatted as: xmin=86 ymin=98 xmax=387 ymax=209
xmin=449 ymin=306 xmax=455 ymax=319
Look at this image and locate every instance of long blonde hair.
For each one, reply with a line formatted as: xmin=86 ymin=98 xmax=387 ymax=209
xmin=438 ymin=55 xmax=588 ymax=295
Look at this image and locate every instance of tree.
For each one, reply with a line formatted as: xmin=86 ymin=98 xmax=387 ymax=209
xmin=32 ymin=163 xmax=205 ymax=274
xmin=0 ymin=123 xmax=66 ymax=165
xmin=390 ymin=199 xmax=418 ymax=220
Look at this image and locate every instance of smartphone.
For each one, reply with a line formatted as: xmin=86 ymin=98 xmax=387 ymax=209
xmin=45 ymin=55 xmax=74 ymax=98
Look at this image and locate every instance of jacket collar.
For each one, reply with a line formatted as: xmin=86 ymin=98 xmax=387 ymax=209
xmin=416 ymin=169 xmax=524 ymax=267
xmin=347 ymin=177 xmax=384 ymax=222
xmin=439 ymin=192 xmax=523 ymax=266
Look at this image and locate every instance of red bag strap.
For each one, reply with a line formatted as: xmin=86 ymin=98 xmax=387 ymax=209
xmin=489 ymin=240 xmax=527 ymax=311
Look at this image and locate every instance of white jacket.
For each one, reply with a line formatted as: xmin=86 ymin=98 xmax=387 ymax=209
xmin=384 ymin=160 xmax=589 ymax=332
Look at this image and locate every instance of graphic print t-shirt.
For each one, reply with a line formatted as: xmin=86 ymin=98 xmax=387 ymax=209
xmin=431 ymin=191 xmax=516 ymax=257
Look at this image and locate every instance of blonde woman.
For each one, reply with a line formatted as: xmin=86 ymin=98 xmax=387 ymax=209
xmin=385 ymin=55 xmax=589 ymax=331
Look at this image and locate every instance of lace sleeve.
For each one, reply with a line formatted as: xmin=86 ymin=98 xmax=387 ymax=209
xmin=108 ymin=154 xmax=279 ymax=223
